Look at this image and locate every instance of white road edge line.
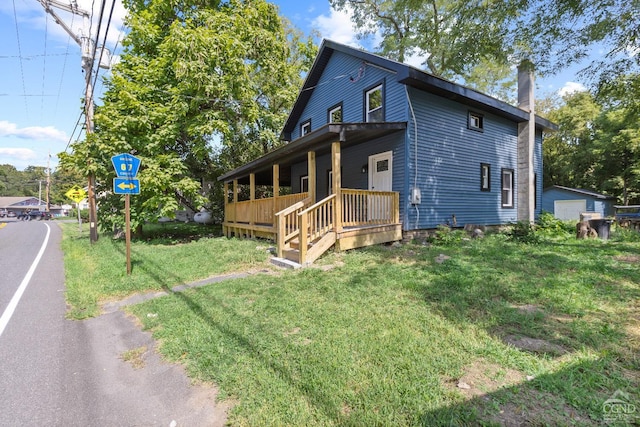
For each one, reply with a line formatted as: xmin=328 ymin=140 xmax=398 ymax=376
xmin=0 ymin=223 xmax=51 ymax=339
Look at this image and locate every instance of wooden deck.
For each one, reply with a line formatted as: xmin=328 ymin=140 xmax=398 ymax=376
xmin=223 ymin=189 xmax=401 ymax=265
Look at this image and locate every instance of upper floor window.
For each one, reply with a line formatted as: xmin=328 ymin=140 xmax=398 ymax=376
xmin=468 ymin=111 xmax=484 ymax=131
xmin=480 ymin=163 xmax=491 ymax=191
xmin=328 ymin=103 xmax=343 ymax=123
xmin=365 ymin=83 xmax=384 ymax=122
xmin=501 ymin=168 xmax=514 ymax=208
xmin=300 ymin=119 xmax=311 ymax=136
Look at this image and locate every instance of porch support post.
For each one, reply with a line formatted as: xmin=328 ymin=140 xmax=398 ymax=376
xmin=273 ymin=164 xmax=279 ymax=224
xmin=233 ymin=179 xmax=238 ymax=237
xmin=332 ymin=141 xmax=342 ymax=233
xmin=223 ymin=181 xmax=229 ymax=237
xmin=249 ymin=173 xmax=255 ymax=237
xmin=308 ymin=151 xmax=316 ymax=202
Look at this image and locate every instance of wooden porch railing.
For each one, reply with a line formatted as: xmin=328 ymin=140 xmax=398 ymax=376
xmin=225 ymin=192 xmax=309 ymax=225
xmin=298 ymin=195 xmax=336 ymax=264
xmin=342 ymin=189 xmax=399 ymax=227
xmin=275 ymin=200 xmax=309 ymax=258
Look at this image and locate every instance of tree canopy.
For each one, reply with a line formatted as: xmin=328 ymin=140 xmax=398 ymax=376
xmin=59 ymin=0 xmax=314 ymax=232
xmin=542 ymin=88 xmax=640 ymax=204
xmin=331 ymin=0 xmax=639 ymax=98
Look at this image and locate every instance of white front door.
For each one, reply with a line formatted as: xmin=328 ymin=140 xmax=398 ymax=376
xmin=368 ymin=151 xmax=393 ymax=192
xmin=368 ymin=151 xmax=393 ymax=221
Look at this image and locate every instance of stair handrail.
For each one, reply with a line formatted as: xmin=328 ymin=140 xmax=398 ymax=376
xmin=275 ymin=198 xmax=312 ymax=258
xmin=298 ymin=194 xmax=336 ymax=264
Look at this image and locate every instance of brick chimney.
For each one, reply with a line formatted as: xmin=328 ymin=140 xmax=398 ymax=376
xmin=517 ymin=60 xmax=535 ymax=223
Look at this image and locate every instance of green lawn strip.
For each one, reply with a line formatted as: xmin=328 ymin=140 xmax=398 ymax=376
xmin=129 ymin=234 xmax=639 ymax=425
xmin=60 ymin=222 xmax=271 ymax=319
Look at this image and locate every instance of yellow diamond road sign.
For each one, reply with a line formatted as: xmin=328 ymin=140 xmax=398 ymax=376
xmin=65 ymin=186 xmax=87 ymax=203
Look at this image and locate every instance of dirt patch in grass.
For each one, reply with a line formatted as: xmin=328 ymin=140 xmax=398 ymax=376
xmin=508 ymin=303 xmax=543 ymax=315
xmin=445 ymin=358 xmax=526 ymax=398
xmin=502 ymin=335 xmax=568 ymax=356
xmin=613 ymin=254 xmax=640 ymax=263
xmin=480 ymin=388 xmax=597 ymax=426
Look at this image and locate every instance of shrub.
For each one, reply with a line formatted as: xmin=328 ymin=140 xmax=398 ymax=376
xmin=536 ymin=211 xmax=574 ymax=237
xmin=429 ymin=225 xmax=467 ymax=244
xmin=505 ymin=221 xmax=541 ymax=244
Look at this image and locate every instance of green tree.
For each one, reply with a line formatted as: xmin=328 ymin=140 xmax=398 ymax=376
xmin=514 ymin=0 xmax=639 ymax=86
xmin=60 ymin=0 xmax=313 ymax=233
xmin=329 ymin=0 xmax=519 ymax=83
xmin=543 ymin=91 xmax=601 ymax=189
xmin=592 ymin=107 xmax=640 ymax=204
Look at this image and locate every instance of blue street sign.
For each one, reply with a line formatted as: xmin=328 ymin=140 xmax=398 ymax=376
xmin=114 ymin=178 xmax=141 ymax=195
xmin=111 ymin=153 xmax=141 ymax=178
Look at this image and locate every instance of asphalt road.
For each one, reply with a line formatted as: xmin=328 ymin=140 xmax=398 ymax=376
xmin=0 ymin=219 xmax=228 ymax=426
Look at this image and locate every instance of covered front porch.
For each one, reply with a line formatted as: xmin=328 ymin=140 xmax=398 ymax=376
xmin=219 ymin=123 xmax=405 ymax=266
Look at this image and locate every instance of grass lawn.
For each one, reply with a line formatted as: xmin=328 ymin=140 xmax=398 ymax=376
xmin=62 ymin=222 xmax=640 ymax=425
xmin=60 ymin=222 xmax=272 ymax=319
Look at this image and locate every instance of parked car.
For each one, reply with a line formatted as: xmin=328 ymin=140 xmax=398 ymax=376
xmin=28 ymin=211 xmax=52 ymax=221
xmin=7 ymin=211 xmax=16 ymax=218
xmin=0 ymin=209 xmax=7 ymax=218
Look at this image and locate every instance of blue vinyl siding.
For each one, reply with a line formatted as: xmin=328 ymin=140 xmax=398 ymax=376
xmin=286 ymin=46 xmax=545 ymax=231
xmin=403 ymin=88 xmax=522 ymax=229
xmin=289 ymin=51 xmax=407 ymax=140
xmin=541 ymin=187 xmax=615 ymax=217
xmin=291 ymin=133 xmax=405 ymax=201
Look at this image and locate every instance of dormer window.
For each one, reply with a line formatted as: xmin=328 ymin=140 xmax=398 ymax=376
xmin=300 ymin=120 xmax=311 ymax=136
xmin=365 ymin=83 xmax=384 ymax=122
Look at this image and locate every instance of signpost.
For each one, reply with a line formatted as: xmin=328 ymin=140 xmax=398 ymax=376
xmin=65 ymin=186 xmax=87 ymax=234
xmin=111 ymin=153 xmax=142 ymax=275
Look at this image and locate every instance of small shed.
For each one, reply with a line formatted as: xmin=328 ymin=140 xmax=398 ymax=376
xmin=541 ymin=186 xmax=616 ymax=220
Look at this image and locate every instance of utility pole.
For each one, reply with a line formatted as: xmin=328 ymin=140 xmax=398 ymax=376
xmin=37 ymin=0 xmax=104 ymax=242
xmin=46 ymin=152 xmax=51 ymax=212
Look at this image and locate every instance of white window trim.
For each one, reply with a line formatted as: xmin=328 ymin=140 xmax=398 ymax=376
xmin=502 ymin=169 xmax=514 ymax=208
xmin=329 ymin=105 xmax=342 ymax=123
xmin=481 ymin=163 xmax=491 ymax=191
xmin=300 ymin=120 xmax=311 ymax=136
xmin=366 ymin=84 xmax=383 ymax=122
xmin=469 ymin=112 xmax=484 ymax=131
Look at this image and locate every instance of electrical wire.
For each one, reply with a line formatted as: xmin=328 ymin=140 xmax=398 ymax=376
xmin=12 ymin=0 xmax=29 ymax=120
xmin=91 ymin=0 xmax=117 ymax=100
xmin=41 ymin=13 xmax=49 ymax=120
xmin=65 ymin=111 xmax=85 ymax=152
xmin=55 ymin=14 xmax=75 ymax=113
xmin=83 ymin=0 xmax=108 ymax=129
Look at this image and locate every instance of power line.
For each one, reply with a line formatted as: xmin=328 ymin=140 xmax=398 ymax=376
xmin=65 ymin=111 xmax=85 ymax=152
xmin=55 ymin=14 xmax=75 ymax=113
xmin=0 ymin=53 xmax=73 ymax=59
xmin=41 ymin=13 xmax=49 ymax=120
xmin=91 ymin=0 xmax=117 ymax=99
xmin=83 ymin=0 xmax=107 ymax=123
xmin=11 ymin=0 xmax=29 ymax=120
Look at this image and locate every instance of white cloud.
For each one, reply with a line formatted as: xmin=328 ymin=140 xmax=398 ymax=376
xmin=558 ymin=81 xmax=587 ymax=96
xmin=0 ymin=147 xmax=38 ymax=161
xmin=0 ymin=121 xmax=68 ymax=142
xmin=312 ymin=7 xmax=360 ymax=47
xmin=6 ymin=0 xmax=127 ymax=49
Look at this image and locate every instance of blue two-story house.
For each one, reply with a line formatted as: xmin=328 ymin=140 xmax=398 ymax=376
xmin=218 ymin=39 xmax=556 ymax=265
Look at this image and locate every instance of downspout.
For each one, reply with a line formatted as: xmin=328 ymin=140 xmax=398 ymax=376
xmin=404 ymin=85 xmax=420 ymax=230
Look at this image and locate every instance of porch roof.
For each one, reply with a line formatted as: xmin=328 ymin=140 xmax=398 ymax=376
xmin=218 ymin=122 xmax=406 ymax=186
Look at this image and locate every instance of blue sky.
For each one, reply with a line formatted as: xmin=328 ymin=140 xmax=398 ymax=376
xmin=0 ymin=0 xmax=589 ymax=172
